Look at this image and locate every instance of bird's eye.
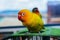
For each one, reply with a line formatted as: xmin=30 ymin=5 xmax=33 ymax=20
xmin=21 ymin=12 xmax=25 ymax=16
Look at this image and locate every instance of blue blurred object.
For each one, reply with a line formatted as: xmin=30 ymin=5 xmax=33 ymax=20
xmin=48 ymin=1 xmax=60 ymax=17
xmin=0 ymin=10 xmax=19 ymax=15
xmin=44 ymin=24 xmax=60 ymax=26
xmin=0 ymin=16 xmax=4 ymax=22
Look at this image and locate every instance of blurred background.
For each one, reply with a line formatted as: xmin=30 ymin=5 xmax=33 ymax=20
xmin=0 ymin=0 xmax=47 ymax=27
xmin=0 ymin=0 xmax=60 ymax=40
xmin=47 ymin=0 xmax=60 ymax=24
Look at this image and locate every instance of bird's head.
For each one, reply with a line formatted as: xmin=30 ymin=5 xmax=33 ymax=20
xmin=18 ymin=9 xmax=32 ymax=22
xmin=32 ymin=7 xmax=39 ymax=13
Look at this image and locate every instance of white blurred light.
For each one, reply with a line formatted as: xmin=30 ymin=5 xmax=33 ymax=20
xmin=18 ymin=0 xmax=29 ymax=2
xmin=0 ymin=0 xmax=47 ymax=12
xmin=48 ymin=0 xmax=60 ymax=1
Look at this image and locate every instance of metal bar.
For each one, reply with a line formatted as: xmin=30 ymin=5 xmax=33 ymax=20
xmin=37 ymin=36 xmax=41 ymax=40
xmin=0 ymin=24 xmax=60 ymax=29
xmin=32 ymin=36 xmax=36 ymax=40
xmin=44 ymin=24 xmax=60 ymax=26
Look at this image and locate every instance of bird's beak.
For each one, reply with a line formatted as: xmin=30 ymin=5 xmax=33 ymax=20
xmin=18 ymin=15 xmax=22 ymax=20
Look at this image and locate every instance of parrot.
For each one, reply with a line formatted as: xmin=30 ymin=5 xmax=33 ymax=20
xmin=18 ymin=9 xmax=44 ymax=40
xmin=32 ymin=7 xmax=42 ymax=18
xmin=18 ymin=9 xmax=44 ymax=33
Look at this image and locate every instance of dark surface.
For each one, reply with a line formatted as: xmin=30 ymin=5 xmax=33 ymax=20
xmin=43 ymin=36 xmax=50 ymax=40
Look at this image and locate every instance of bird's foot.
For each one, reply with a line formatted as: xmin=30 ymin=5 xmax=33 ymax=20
xmin=40 ymin=30 xmax=45 ymax=33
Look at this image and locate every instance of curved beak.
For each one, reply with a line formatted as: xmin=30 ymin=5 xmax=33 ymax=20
xmin=18 ymin=15 xmax=22 ymax=20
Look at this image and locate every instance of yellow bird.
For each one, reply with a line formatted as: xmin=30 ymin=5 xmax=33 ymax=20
xmin=18 ymin=9 xmax=44 ymax=33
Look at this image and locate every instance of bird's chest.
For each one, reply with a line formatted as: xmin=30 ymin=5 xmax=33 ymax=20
xmin=23 ymin=21 xmax=39 ymax=28
xmin=23 ymin=18 xmax=39 ymax=27
xmin=23 ymin=21 xmax=33 ymax=27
